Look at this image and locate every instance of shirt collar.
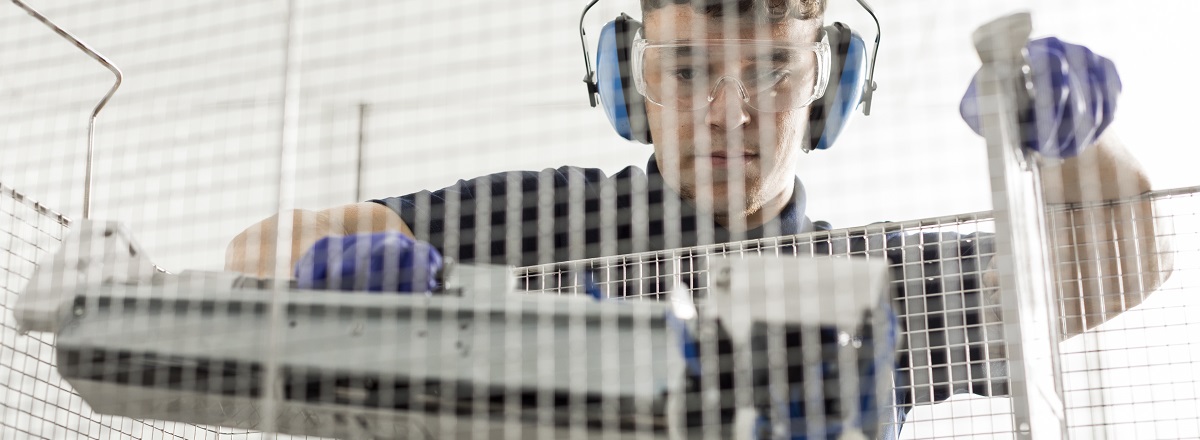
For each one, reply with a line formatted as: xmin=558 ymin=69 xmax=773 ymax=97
xmin=646 ymin=155 xmax=809 ymax=237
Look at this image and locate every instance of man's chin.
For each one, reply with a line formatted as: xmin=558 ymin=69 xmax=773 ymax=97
xmin=685 ymin=186 xmax=762 ymax=215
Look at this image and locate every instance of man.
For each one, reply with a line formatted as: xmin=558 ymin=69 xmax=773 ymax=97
xmin=227 ymin=0 xmax=1165 ymax=330
xmin=226 ymin=0 xmax=1168 ymax=434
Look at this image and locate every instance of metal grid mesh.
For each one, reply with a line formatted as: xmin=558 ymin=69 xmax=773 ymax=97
xmin=0 ymin=184 xmax=330 ymax=440
xmin=517 ymin=208 xmax=1013 ymax=437
xmin=1 ymin=187 xmax=1196 ymax=439
xmin=0 ymin=183 xmax=178 ymax=439
xmin=514 ymin=186 xmax=1197 ymax=439
xmin=1053 ymin=188 xmax=1200 ymax=439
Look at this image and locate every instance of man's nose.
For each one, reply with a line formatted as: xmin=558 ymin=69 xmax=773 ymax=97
xmin=704 ymin=76 xmax=751 ymax=130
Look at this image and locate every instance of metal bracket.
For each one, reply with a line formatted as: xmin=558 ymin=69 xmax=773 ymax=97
xmin=972 ymin=12 xmax=1068 ymax=439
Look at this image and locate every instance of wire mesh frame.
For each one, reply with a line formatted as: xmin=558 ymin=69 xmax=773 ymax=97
xmin=0 ymin=180 xmax=1195 ymax=439
xmin=0 ymin=183 xmax=220 ymax=440
xmin=513 ymin=186 xmax=1196 ymax=439
xmin=2 ymin=1 xmax=320 ymax=438
xmin=1048 ymin=187 xmax=1200 ymax=439
xmin=515 ymin=208 xmax=1013 ymax=437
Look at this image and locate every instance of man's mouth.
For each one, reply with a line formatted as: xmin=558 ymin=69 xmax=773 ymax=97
xmin=705 ymin=152 xmax=758 ymax=167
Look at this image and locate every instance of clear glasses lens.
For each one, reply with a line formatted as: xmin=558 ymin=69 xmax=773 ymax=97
xmin=637 ymin=41 xmax=827 ymax=112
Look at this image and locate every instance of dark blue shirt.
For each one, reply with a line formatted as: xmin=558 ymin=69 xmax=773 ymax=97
xmin=372 ymin=157 xmax=820 ymax=267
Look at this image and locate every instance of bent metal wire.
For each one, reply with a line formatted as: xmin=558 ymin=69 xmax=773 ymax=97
xmin=9 ymin=0 xmax=122 ymax=221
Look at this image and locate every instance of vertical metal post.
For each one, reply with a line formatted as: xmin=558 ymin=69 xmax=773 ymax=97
xmin=972 ymin=13 xmax=1068 ymax=438
xmin=355 ymin=102 xmax=369 ymax=203
xmin=11 ymin=0 xmax=123 ymax=220
xmin=263 ymin=0 xmax=305 ymax=434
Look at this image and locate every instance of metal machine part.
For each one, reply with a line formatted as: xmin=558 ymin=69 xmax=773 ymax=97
xmin=16 ymin=220 xmax=895 ymax=439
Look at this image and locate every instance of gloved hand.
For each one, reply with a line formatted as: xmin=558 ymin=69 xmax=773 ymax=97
xmin=960 ymin=37 xmax=1122 ymax=159
xmin=294 ymin=231 xmax=443 ymax=293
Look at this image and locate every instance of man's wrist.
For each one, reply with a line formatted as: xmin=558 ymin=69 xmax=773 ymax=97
xmin=1039 ymin=131 xmax=1150 ymax=205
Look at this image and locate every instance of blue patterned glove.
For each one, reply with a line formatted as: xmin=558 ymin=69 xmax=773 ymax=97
xmin=294 ymin=231 xmax=443 ymax=292
xmin=960 ymin=37 xmax=1122 ymax=159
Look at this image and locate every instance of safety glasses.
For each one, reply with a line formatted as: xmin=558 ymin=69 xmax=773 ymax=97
xmin=632 ymin=38 xmax=830 ymax=112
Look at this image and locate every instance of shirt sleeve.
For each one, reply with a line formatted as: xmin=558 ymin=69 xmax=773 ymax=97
xmin=369 ymin=166 xmax=609 ymax=266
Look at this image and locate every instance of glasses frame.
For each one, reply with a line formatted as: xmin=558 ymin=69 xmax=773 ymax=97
xmin=631 ymin=37 xmax=832 ymax=113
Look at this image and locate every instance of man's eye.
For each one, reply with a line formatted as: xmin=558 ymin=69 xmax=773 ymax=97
xmin=771 ymin=70 xmax=792 ymax=84
xmin=671 ymin=68 xmax=698 ymax=81
xmin=748 ymin=69 xmax=790 ymax=87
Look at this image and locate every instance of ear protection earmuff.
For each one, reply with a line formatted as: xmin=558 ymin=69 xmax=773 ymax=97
xmin=808 ymin=22 xmax=869 ymax=152
xmin=592 ymin=13 xmax=653 ymax=144
xmin=579 ymin=0 xmax=881 ymax=152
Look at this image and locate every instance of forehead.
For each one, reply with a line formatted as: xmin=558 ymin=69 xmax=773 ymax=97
xmin=642 ymin=4 xmax=822 ymax=42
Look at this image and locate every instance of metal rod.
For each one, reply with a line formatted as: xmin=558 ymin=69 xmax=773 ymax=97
xmin=11 ymin=0 xmax=123 ymax=220
xmin=262 ymin=0 xmax=303 ymax=433
xmin=578 ymin=0 xmax=601 ymax=107
xmin=853 ymin=0 xmax=882 ymax=115
xmin=355 ymin=103 xmax=369 ymax=203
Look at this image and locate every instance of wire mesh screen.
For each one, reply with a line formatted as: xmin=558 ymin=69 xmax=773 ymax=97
xmin=1052 ymin=189 xmax=1200 ymax=439
xmin=0 ymin=184 xmax=190 ymax=439
xmin=515 ymin=211 xmax=1011 ymax=436
xmin=4 ymin=180 xmax=1196 ymax=439
xmin=514 ymin=186 xmax=1199 ymax=438
xmin=3 ymin=0 xmax=1200 ymax=439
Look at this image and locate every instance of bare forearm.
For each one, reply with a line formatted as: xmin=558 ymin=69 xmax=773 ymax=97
xmin=1040 ymin=133 xmax=1172 ymax=336
xmin=224 ymin=202 xmax=413 ymax=278
xmin=225 ymin=210 xmax=343 ymax=278
xmin=1040 ymin=131 xmax=1151 ymax=204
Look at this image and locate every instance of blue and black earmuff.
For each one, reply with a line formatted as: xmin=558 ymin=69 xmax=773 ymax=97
xmin=809 ymin=22 xmax=870 ymax=152
xmin=579 ymin=0 xmax=881 ymax=152
xmin=591 ymin=13 xmax=653 ymax=144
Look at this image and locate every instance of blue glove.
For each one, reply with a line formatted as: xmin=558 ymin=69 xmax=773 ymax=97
xmin=960 ymin=37 xmax=1122 ymax=159
xmin=294 ymin=231 xmax=443 ymax=292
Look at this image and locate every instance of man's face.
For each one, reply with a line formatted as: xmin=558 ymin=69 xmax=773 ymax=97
xmin=642 ymin=6 xmax=822 ymax=222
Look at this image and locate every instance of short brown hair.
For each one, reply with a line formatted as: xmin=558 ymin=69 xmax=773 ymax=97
xmin=640 ymin=0 xmax=826 ymax=21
